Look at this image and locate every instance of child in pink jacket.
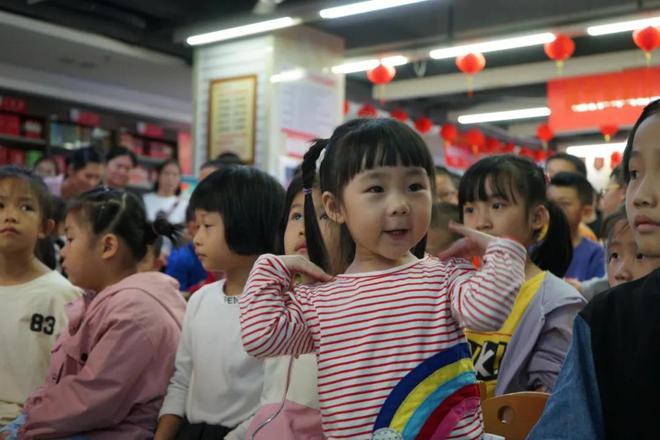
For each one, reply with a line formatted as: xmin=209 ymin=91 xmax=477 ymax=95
xmin=1 ymin=188 xmax=186 ymax=440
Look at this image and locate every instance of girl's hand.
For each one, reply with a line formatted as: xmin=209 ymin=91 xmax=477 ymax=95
xmin=437 ymin=221 xmax=498 ymax=260
xmin=279 ymin=255 xmax=333 ymax=282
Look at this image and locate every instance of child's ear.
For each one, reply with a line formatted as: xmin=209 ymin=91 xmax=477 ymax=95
xmin=38 ymin=219 xmax=56 ymax=239
xmin=581 ymin=203 xmax=594 ymax=221
xmin=531 ymin=204 xmax=550 ymax=232
xmin=322 ymin=191 xmax=345 ymax=224
xmin=100 ymin=233 xmax=120 ymax=260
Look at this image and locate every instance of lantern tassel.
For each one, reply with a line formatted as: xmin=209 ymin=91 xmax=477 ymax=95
xmin=467 ymin=75 xmax=474 ymax=98
xmin=555 ymin=60 xmax=564 ymax=76
xmin=645 ymin=51 xmax=652 ymax=67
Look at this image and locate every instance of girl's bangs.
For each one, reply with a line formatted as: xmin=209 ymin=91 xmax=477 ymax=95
xmin=460 ymin=161 xmax=519 ymax=206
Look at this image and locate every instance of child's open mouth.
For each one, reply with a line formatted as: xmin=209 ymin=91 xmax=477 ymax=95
xmin=384 ymin=229 xmax=410 ymax=238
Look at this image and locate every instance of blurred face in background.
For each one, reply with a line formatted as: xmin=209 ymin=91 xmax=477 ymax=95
xmin=106 ymin=154 xmax=134 ymax=189
xmin=157 ymin=162 xmax=181 ymax=196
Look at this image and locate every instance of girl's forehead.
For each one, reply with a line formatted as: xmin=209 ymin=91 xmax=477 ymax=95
xmin=633 ymin=114 xmax=660 ymax=157
xmin=0 ymin=177 xmax=37 ymax=198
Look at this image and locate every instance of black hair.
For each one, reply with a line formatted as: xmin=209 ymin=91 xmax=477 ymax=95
xmin=623 ymin=99 xmax=660 ymax=183
xmin=301 ymin=118 xmax=436 ymax=272
xmin=153 ymin=159 xmax=182 ymax=196
xmin=67 ymin=146 xmax=105 ymax=173
xmin=51 ymin=196 xmax=66 ymax=225
xmin=214 ymin=152 xmax=245 ymax=166
xmin=106 ymin=146 xmax=138 ymax=167
xmin=431 ymin=202 xmax=460 ymax=229
xmin=610 ymin=165 xmax=625 ymax=187
xmin=66 ymin=187 xmax=181 ymax=262
xmin=546 ymin=152 xmax=587 ymax=177
xmin=200 ymin=159 xmax=221 ymax=170
xmin=189 ymin=166 xmax=285 ymax=256
xmin=550 ymin=172 xmax=595 ymax=206
xmin=185 ymin=204 xmax=196 ymax=223
xmin=278 ymin=172 xmax=305 ymax=255
xmin=0 ymin=166 xmax=53 ymax=225
xmin=34 ymin=155 xmax=60 ymax=175
xmin=459 ymin=155 xmax=573 ymax=278
xmin=601 ymin=206 xmax=629 ymax=246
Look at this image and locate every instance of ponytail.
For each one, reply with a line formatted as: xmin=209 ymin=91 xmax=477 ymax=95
xmin=530 ymin=200 xmax=573 ymax=278
xmin=145 ymin=215 xmax=183 ymax=248
xmin=301 ymin=139 xmax=330 ymax=272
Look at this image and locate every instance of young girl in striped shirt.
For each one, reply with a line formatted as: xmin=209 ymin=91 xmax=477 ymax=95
xmin=240 ymin=118 xmax=527 ymax=440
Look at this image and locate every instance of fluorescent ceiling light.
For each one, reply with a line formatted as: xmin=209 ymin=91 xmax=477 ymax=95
xmin=271 ymin=68 xmax=305 ymax=83
xmin=458 ymin=107 xmax=551 ymax=124
xmin=320 ymin=0 xmax=433 ymax=19
xmin=566 ymin=142 xmax=626 ymax=157
xmin=331 ymin=55 xmax=408 ymax=74
xmin=187 ymin=17 xmax=301 ymax=46
xmin=429 ymin=32 xmax=556 ymax=59
xmin=587 ymin=15 xmax=660 ymax=36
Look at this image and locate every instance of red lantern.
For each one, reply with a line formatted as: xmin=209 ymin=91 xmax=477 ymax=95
xmin=484 ymin=137 xmax=502 ymax=154
xmin=633 ymin=26 xmax=660 ymax=63
xmin=357 ymin=104 xmax=377 ymax=118
xmin=533 ymin=149 xmax=547 ymax=163
xmin=455 ymin=52 xmax=486 ymax=97
xmin=520 ymin=147 xmax=534 ymax=159
xmin=367 ymin=63 xmax=396 ymax=85
xmin=343 ymin=100 xmax=350 ymax=115
xmin=600 ymin=124 xmax=619 ymax=142
xmin=465 ymin=128 xmax=486 ymax=154
xmin=544 ymin=34 xmax=575 ymax=71
xmin=414 ymin=117 xmax=433 ymax=134
xmin=390 ymin=109 xmax=408 ymax=122
xmin=440 ymin=123 xmax=458 ymax=144
xmin=536 ymin=124 xmax=555 ymax=143
xmin=611 ymin=151 xmax=623 ymax=168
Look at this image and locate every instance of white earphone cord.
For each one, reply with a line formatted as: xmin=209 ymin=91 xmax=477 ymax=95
xmin=249 ymin=355 xmax=295 ymax=440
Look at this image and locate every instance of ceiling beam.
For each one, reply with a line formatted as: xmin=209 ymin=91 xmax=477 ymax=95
xmin=375 ymin=49 xmax=659 ymax=101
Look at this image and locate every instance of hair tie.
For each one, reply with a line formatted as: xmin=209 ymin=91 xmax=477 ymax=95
xmin=537 ymin=223 xmax=549 ymax=242
xmin=303 ymin=187 xmax=313 ymax=196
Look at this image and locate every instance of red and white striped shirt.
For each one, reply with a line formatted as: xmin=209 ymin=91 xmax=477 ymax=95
xmin=240 ymin=239 xmax=526 ymax=440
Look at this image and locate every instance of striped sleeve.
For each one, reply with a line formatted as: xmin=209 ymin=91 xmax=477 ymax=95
xmin=240 ymin=254 xmax=316 ymax=359
xmin=447 ymin=238 xmax=526 ymax=331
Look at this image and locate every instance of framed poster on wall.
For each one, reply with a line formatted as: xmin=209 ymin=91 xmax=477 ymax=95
xmin=207 ymin=74 xmax=257 ymax=164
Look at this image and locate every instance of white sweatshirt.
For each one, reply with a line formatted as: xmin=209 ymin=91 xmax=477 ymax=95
xmin=159 ymin=280 xmax=264 ymax=436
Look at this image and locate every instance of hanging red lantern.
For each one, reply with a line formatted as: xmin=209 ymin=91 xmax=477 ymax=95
xmin=465 ymin=128 xmax=486 ymax=155
xmin=536 ymin=124 xmax=555 ymax=143
xmin=357 ymin=104 xmax=377 ymax=118
xmin=611 ymin=151 xmax=623 ymax=168
xmin=600 ymin=124 xmax=619 ymax=142
xmin=455 ymin=52 xmax=486 ymax=97
xmin=414 ymin=117 xmax=433 ymax=134
xmin=533 ymin=149 xmax=547 ymax=163
xmin=544 ymin=34 xmax=575 ymax=71
xmin=367 ymin=63 xmax=396 ymax=85
xmin=343 ymin=100 xmax=350 ymax=115
xmin=633 ymin=26 xmax=660 ymax=63
xmin=520 ymin=147 xmax=535 ymax=159
xmin=484 ymin=137 xmax=502 ymax=154
xmin=440 ymin=123 xmax=458 ymax=144
xmin=389 ymin=109 xmax=408 ymax=122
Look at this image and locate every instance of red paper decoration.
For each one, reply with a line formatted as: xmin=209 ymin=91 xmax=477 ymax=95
xmin=367 ymin=63 xmax=396 ymax=85
xmin=611 ymin=151 xmax=623 ymax=168
xmin=389 ymin=109 xmax=408 ymax=122
xmin=414 ymin=117 xmax=433 ymax=134
xmin=484 ymin=137 xmax=502 ymax=154
xmin=519 ymin=147 xmax=535 ymax=159
xmin=544 ymin=34 xmax=575 ymax=69
xmin=533 ymin=149 xmax=547 ymax=163
xmin=536 ymin=123 xmax=555 ymax=143
xmin=357 ymin=104 xmax=377 ymax=118
xmin=440 ymin=123 xmax=458 ymax=144
xmin=600 ymin=124 xmax=619 ymax=142
xmin=502 ymin=142 xmax=516 ymax=153
xmin=455 ymin=53 xmax=486 ymax=97
xmin=633 ymin=26 xmax=660 ymax=62
xmin=465 ymin=128 xmax=486 ymax=154
xmin=343 ymin=100 xmax=350 ymax=115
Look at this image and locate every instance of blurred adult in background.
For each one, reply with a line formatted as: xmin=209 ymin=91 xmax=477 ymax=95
xmin=198 ymin=151 xmax=245 ymax=181
xmin=105 ymin=146 xmax=138 ymax=191
xmin=60 ymin=146 xmax=105 ymax=200
xmin=434 ymin=166 xmax=460 ymax=204
xmin=33 ymin=156 xmax=59 ymax=179
xmin=143 ymin=159 xmax=187 ymax=225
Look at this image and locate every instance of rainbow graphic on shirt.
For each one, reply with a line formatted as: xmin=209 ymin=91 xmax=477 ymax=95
xmin=372 ymin=342 xmax=481 ymax=440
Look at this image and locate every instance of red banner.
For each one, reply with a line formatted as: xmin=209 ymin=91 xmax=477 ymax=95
xmin=547 ymin=67 xmax=660 ymax=133
xmin=0 ymin=96 xmax=27 ymax=114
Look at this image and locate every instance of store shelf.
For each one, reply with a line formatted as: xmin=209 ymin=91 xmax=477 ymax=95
xmin=0 ymin=133 xmax=46 ymax=149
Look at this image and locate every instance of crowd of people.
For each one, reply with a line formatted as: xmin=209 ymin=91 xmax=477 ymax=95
xmin=0 ymin=99 xmax=658 ymax=440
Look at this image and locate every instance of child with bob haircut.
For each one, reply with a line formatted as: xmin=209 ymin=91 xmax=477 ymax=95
xmin=529 ymin=99 xmax=660 ymax=439
xmin=1 ymin=187 xmax=186 ymax=440
xmin=0 ymin=167 xmax=82 ymax=426
xmin=458 ymin=155 xmax=585 ymax=397
xmin=241 ymin=118 xmax=528 ymax=440
xmin=156 ymin=166 xmax=285 ymax=440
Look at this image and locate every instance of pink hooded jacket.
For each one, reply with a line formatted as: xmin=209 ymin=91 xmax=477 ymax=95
xmin=20 ymin=272 xmax=186 ymax=440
